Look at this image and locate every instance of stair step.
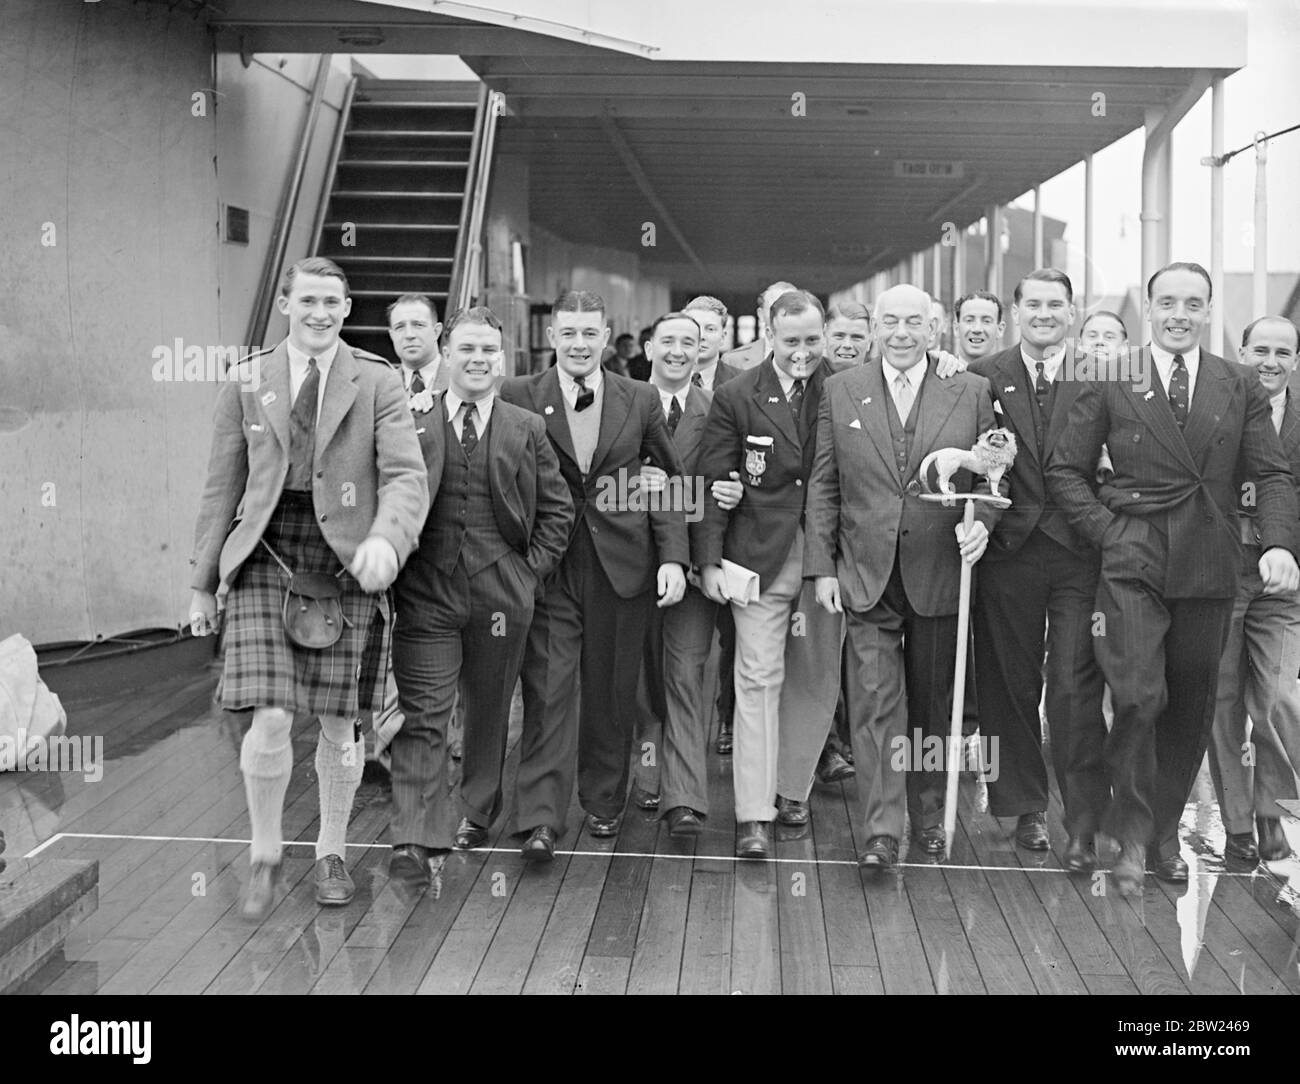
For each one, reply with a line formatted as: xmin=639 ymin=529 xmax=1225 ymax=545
xmin=334 ymin=255 xmax=454 ymax=265
xmin=346 ymin=129 xmax=474 ymax=139
xmin=351 ymin=290 xmax=450 ymax=299
xmin=325 ymin=222 xmax=459 ymax=231
xmin=331 ymin=191 xmax=464 ymax=199
xmin=352 ymin=100 xmax=477 ymax=110
xmin=340 ymin=160 xmax=469 ymax=169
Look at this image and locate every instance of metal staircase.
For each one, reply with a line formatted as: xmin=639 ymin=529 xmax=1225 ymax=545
xmin=310 ymin=78 xmax=497 ymax=360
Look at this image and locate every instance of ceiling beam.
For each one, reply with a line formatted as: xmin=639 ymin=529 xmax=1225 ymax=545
xmin=598 ymin=114 xmax=708 ymax=277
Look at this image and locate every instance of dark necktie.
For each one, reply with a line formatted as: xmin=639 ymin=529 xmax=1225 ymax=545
xmin=1168 ymin=354 xmax=1189 ymax=429
xmin=666 ymin=394 xmax=682 ymax=436
xmin=789 ymin=378 xmax=806 ymax=435
xmin=409 ymin=369 xmax=425 ymax=396
xmin=691 ymin=371 xmax=704 ymax=389
xmin=574 ymin=375 xmax=595 ymax=412
xmin=1034 ymin=361 xmax=1050 ymax=414
xmin=287 ymin=357 xmax=319 ymax=491
xmin=460 ymin=401 xmax=479 ymax=456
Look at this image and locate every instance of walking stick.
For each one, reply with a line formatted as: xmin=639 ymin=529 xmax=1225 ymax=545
xmin=918 ymin=429 xmax=1017 ymax=860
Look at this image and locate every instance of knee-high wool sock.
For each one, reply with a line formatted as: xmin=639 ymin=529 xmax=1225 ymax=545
xmin=315 ymin=728 xmax=365 ymax=861
xmin=240 ymin=729 xmax=293 ymax=865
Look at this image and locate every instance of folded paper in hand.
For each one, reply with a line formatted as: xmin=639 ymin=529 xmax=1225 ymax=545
xmin=720 ymin=559 xmax=760 ymax=607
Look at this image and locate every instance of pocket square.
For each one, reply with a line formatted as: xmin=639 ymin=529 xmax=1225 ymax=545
xmin=849 ymin=418 xmax=862 ymax=429
xmin=993 ymin=401 xmax=1004 ymax=415
xmin=249 ymin=422 xmax=264 ymax=432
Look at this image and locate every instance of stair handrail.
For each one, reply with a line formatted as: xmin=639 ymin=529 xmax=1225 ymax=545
xmin=245 ymin=54 xmax=334 ymax=350
xmin=460 ymin=90 xmax=503 ymax=313
xmin=447 ymin=84 xmax=491 ymax=315
xmin=308 ymin=74 xmax=358 ymax=259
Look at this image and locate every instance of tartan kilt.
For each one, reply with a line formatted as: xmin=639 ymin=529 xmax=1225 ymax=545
xmin=217 ymin=492 xmax=390 ymax=717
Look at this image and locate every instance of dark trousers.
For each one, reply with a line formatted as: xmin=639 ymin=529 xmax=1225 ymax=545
xmin=1094 ymin=517 xmax=1233 ymax=858
xmin=516 ymin=523 xmax=652 ymax=830
xmin=846 ymin=557 xmax=957 ymax=839
xmin=390 ymin=553 xmax=534 ymax=849
xmin=974 ymin=531 xmax=1108 ymax=834
xmin=715 ymin=604 xmax=735 ymax=729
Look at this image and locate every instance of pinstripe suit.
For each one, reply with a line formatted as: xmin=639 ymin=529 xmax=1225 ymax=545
xmin=1046 ymin=348 xmax=1298 ymax=858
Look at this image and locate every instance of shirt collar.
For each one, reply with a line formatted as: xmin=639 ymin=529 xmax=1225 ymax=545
xmin=1020 ymin=342 xmax=1066 ymax=381
xmin=557 ymin=365 xmax=602 ymax=398
xmin=402 ymin=356 xmax=439 ymax=389
xmin=883 ymin=357 xmax=926 ymax=390
xmin=1270 ymin=387 xmax=1288 ymax=413
xmin=1150 ymin=341 xmax=1200 ymax=370
xmin=651 ymin=380 xmax=689 ymax=415
xmin=445 ymin=388 xmax=494 ymax=426
xmin=286 ymin=339 xmax=339 ymax=372
xmin=769 ymin=357 xmax=798 ymax=396
xmin=695 ymin=360 xmax=718 ymax=386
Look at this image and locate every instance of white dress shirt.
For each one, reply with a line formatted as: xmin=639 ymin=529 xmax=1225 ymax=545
xmin=770 ymin=358 xmax=800 ymax=400
xmin=1020 ymin=343 xmax=1066 ymax=387
xmin=444 ymin=390 xmax=495 ymax=441
xmin=557 ymin=365 xmax=603 ymax=409
xmin=652 ymin=381 xmax=688 ymax=420
xmin=694 ymin=361 xmax=719 ymax=391
xmin=1271 ymin=388 xmax=1287 ymax=434
xmin=1150 ymin=343 xmax=1201 ymax=409
xmin=402 ymin=357 xmax=440 ymax=393
xmin=883 ymin=358 xmax=925 ymax=420
xmin=287 ymin=340 xmax=338 ymax=419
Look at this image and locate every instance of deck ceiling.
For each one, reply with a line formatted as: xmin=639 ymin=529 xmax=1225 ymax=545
xmin=474 ymin=58 xmax=1227 ymax=297
xmin=207 ymin=0 xmax=1243 ymax=297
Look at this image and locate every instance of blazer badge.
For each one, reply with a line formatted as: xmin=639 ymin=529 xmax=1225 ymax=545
xmin=744 ymin=434 xmax=774 ymax=485
xmin=261 ymin=390 xmax=276 ymax=406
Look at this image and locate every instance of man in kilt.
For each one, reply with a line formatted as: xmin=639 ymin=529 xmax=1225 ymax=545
xmin=189 ymin=257 xmax=428 ymax=921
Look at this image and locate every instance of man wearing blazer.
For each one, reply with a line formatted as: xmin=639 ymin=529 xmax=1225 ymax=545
xmin=631 ymin=312 xmax=723 ymax=836
xmin=684 ymin=295 xmax=742 ymax=756
xmin=189 ymin=257 xmax=428 ymax=920
xmin=1207 ymin=316 xmax=1300 ymax=865
xmin=695 ymin=289 xmax=844 ymax=859
xmin=969 ymin=269 xmax=1108 ymax=869
xmin=1047 ymin=262 xmax=1299 ymax=895
xmin=805 ymin=284 xmax=1000 ymax=869
xmin=500 ymin=290 xmax=689 ymax=858
xmin=386 ymin=307 xmax=572 ymax=881
xmin=720 ymin=281 xmax=798 ymax=373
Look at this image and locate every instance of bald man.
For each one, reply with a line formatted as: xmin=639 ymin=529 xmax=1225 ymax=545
xmin=805 ymin=284 xmax=1001 ymax=869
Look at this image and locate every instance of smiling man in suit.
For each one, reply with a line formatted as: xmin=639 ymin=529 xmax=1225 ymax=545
xmin=805 ymin=284 xmax=999 ymax=869
xmin=1207 ymin=316 xmax=1300 ymax=865
xmin=696 ymin=289 xmax=845 ymax=858
xmin=1047 ymin=262 xmax=1300 ymax=895
xmin=968 ymin=269 xmax=1108 ymax=868
xmin=189 ymin=257 xmax=428 ymax=920
xmin=500 ymin=290 xmax=688 ymax=858
xmin=387 ymin=307 xmax=572 ymax=882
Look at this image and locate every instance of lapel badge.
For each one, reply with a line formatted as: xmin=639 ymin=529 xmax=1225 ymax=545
xmin=544 ymin=405 xmax=554 ymax=415
xmin=261 ymin=390 xmax=276 ymax=406
xmin=1144 ymin=390 xmax=1155 ymax=401
xmin=768 ymin=396 xmax=780 ymax=404
xmin=1003 ymin=386 xmax=1015 ymax=394
xmin=862 ymin=397 xmax=872 ymax=405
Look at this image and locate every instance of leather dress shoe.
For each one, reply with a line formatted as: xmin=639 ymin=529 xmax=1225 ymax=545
xmin=240 ymin=860 xmax=281 ymax=922
xmin=715 ymin=720 xmax=734 ymax=756
xmin=1063 ymin=835 xmax=1098 ymax=873
xmin=816 ymin=744 xmax=855 ymax=784
xmin=1224 ymin=831 xmax=1259 ymax=862
xmin=521 ymin=825 xmax=557 ymax=862
xmin=315 ymin=854 xmax=355 ymax=906
xmin=665 ymin=806 xmax=705 ymax=838
xmin=913 ymin=825 xmax=946 ymax=855
xmin=389 ymin=843 xmax=433 ymax=885
xmin=454 ymin=818 xmax=489 ymax=850
xmin=1147 ymin=849 xmax=1188 ymax=884
xmin=587 ymin=814 xmax=620 ymax=838
xmin=776 ymin=795 xmax=810 ymax=827
xmin=630 ymin=785 xmax=661 ymax=811
xmin=735 ymin=820 xmax=772 ymax=859
xmin=859 ymin=835 xmax=898 ymax=870
xmin=1015 ymin=811 xmax=1050 ymax=851
xmin=1111 ymin=845 xmax=1145 ymax=896
xmin=1257 ymin=816 xmax=1294 ymax=860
